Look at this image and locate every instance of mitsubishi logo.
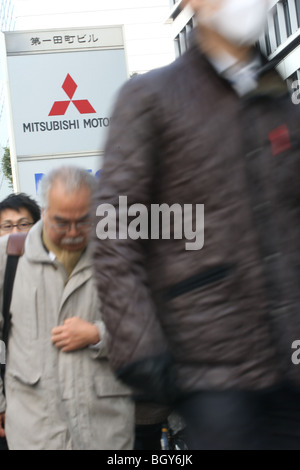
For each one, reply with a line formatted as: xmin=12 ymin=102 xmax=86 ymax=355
xmin=49 ymin=74 xmax=96 ymax=116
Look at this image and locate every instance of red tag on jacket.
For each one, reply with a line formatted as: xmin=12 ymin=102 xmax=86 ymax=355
xmin=268 ymin=124 xmax=291 ymax=156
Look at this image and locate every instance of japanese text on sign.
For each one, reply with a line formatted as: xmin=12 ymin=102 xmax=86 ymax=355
xmin=30 ymin=34 xmax=99 ymax=47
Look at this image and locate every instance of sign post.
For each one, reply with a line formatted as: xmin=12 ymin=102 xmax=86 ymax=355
xmin=2 ymin=26 xmax=128 ymax=199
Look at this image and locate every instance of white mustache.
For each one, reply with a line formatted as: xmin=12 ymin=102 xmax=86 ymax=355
xmin=61 ymin=236 xmax=85 ymax=245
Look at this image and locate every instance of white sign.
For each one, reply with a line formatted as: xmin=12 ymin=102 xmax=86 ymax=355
xmin=7 ymin=49 xmax=127 ymax=156
xmin=3 ymin=26 xmax=128 ymax=196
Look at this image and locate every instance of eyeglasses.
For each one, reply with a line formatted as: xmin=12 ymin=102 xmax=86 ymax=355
xmin=48 ymin=219 xmax=92 ymax=234
xmin=0 ymin=222 xmax=34 ymax=233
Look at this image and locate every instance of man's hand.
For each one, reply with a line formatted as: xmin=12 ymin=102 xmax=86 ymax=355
xmin=0 ymin=412 xmax=6 ymax=438
xmin=51 ymin=317 xmax=100 ymax=352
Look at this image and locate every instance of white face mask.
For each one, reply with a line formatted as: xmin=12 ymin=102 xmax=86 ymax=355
xmin=197 ymin=0 xmax=269 ymax=46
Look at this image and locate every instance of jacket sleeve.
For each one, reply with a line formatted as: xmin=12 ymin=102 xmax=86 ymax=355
xmin=0 ymin=236 xmax=8 ymax=413
xmin=92 ymin=75 xmax=169 ymax=376
xmin=89 ymin=319 xmax=109 ymax=359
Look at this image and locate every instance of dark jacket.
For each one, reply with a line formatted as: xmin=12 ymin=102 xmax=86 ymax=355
xmin=93 ymin=40 xmax=300 ymax=400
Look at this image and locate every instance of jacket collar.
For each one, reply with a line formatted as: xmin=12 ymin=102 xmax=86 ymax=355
xmin=189 ymin=30 xmax=289 ymax=100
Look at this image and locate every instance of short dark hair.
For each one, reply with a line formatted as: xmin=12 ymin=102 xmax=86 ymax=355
xmin=0 ymin=193 xmax=41 ymax=223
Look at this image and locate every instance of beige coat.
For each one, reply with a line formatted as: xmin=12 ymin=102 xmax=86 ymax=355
xmin=0 ymin=221 xmax=134 ymax=450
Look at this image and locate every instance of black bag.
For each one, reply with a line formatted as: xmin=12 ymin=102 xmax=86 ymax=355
xmin=117 ymin=354 xmax=180 ymax=406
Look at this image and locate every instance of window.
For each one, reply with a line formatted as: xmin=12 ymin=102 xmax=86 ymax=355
xmin=295 ymin=0 xmax=300 ymax=27
xmin=174 ymin=19 xmax=195 ymax=57
xmin=264 ymin=33 xmax=272 ymax=56
xmin=274 ymin=9 xmax=281 ymax=47
xmin=283 ymin=0 xmax=292 ymax=36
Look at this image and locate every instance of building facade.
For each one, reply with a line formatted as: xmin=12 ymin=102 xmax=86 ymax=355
xmin=0 ymin=0 xmax=15 ymax=197
xmin=168 ymin=0 xmax=195 ymax=57
xmin=260 ymin=0 xmax=300 ymax=87
xmin=169 ymin=0 xmax=300 ymax=87
xmin=14 ymin=0 xmax=175 ymax=75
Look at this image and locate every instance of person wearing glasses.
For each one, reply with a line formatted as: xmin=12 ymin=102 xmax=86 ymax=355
xmin=0 ymin=193 xmax=41 ymax=237
xmin=0 ymin=165 xmax=134 ymax=450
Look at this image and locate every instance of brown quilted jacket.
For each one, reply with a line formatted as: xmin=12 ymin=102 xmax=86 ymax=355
xmin=93 ymin=41 xmax=300 ymax=395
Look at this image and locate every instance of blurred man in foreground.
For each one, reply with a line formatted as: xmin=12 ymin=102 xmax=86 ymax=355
xmin=93 ymin=0 xmax=300 ymax=449
xmin=0 ymin=166 xmax=134 ymax=450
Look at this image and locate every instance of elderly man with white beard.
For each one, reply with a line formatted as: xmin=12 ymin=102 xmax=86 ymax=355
xmin=0 ymin=165 xmax=134 ymax=450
